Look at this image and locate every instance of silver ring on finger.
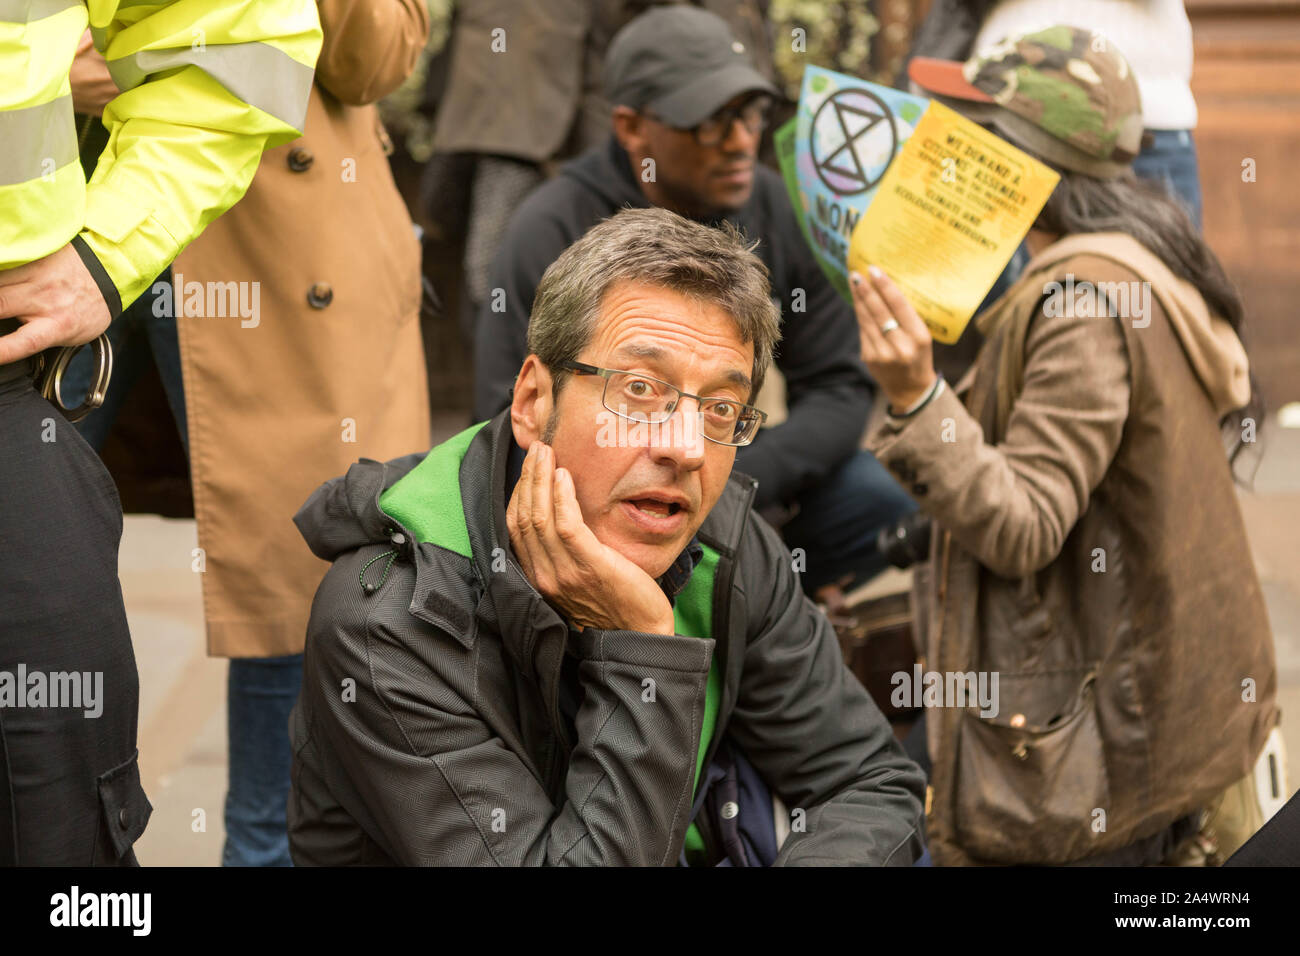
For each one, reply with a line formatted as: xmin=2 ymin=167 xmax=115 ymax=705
xmin=879 ymin=318 xmax=901 ymax=335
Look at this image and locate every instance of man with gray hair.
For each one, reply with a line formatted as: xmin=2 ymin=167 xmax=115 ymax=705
xmin=287 ymin=208 xmax=926 ymax=866
xmin=474 ymin=4 xmax=918 ymax=597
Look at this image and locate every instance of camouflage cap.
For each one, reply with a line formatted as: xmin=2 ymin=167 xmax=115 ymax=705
xmin=909 ymin=25 xmax=1144 ymax=178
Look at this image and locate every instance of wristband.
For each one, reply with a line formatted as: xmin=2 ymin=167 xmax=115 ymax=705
xmin=888 ymin=375 xmax=945 ymax=420
xmin=71 ymin=234 xmax=123 ymax=320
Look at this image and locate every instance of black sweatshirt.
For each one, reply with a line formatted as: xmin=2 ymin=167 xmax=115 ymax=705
xmin=472 ymin=136 xmax=874 ymax=509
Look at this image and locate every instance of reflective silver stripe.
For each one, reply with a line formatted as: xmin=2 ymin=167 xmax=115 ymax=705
xmin=0 ymin=0 xmax=79 ymax=23
xmin=86 ymin=0 xmax=167 ymax=49
xmin=0 ymin=95 xmax=77 ymax=187
xmin=108 ymin=41 xmax=313 ymax=130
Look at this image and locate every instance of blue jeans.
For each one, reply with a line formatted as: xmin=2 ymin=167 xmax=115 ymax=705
xmin=61 ymin=268 xmax=187 ymax=453
xmin=781 ymin=449 xmax=918 ymax=593
xmin=1131 ymin=129 xmax=1202 ymax=230
xmin=223 ymin=655 xmax=304 ymax=867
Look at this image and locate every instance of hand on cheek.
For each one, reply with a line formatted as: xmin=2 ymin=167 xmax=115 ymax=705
xmin=506 ymin=442 xmax=676 ymax=636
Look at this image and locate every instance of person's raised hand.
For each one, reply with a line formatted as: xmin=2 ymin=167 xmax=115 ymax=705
xmin=0 ymin=243 xmax=112 ymax=366
xmin=506 ymin=441 xmax=676 ymax=636
xmin=851 ymin=265 xmax=938 ymax=411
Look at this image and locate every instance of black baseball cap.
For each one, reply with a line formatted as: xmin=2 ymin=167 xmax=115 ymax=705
xmin=603 ymin=6 xmax=779 ymax=128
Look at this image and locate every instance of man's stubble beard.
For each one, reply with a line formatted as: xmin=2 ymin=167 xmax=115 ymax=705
xmin=641 ymin=160 xmax=745 ymax=223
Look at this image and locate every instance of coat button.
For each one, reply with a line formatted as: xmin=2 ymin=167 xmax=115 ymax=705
xmin=721 ymin=801 xmax=739 ymax=820
xmin=288 ymin=147 xmax=314 ymax=172
xmin=118 ymin=807 xmax=129 ymax=829
xmin=390 ymin=532 xmax=406 ymax=547
xmin=307 ymin=282 xmax=333 ymax=309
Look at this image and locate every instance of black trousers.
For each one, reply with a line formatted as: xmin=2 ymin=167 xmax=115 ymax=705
xmin=0 ymin=351 xmax=150 ymax=865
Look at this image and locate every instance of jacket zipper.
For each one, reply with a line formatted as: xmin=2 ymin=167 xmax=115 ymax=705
xmin=689 ymin=487 xmax=751 ymax=864
xmin=698 ymin=553 xmax=733 ymax=778
xmin=544 ymin=629 xmax=572 ymax=801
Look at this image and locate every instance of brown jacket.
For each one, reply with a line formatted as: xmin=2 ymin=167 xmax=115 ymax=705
xmin=868 ymin=233 xmax=1277 ymax=864
xmin=173 ymin=0 xmax=432 ymax=658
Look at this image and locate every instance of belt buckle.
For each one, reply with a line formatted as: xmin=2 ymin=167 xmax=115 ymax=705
xmin=33 ymin=333 xmax=113 ymax=423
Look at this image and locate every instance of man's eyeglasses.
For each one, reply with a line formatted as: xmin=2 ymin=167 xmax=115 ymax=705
xmin=648 ymin=94 xmax=773 ymax=148
xmin=558 ymin=361 xmax=767 ymax=446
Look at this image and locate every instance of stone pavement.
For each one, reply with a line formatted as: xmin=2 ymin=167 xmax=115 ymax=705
xmin=125 ymin=413 xmax=1300 ymax=865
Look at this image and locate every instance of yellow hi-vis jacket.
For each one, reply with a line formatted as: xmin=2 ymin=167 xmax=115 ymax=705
xmin=1 ymin=1 xmax=323 ymax=314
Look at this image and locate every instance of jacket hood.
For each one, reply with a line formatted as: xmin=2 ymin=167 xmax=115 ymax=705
xmin=292 ymin=417 xmax=549 ymax=665
xmin=1020 ymin=233 xmax=1252 ymax=417
xmin=560 ymin=136 xmax=759 ymax=234
xmin=294 ymin=409 xmax=762 ymax=566
xmin=560 ymin=135 xmax=651 ymax=211
xmin=294 ymin=451 xmax=428 ymax=562
xmin=294 ymin=413 xmax=761 ymax=653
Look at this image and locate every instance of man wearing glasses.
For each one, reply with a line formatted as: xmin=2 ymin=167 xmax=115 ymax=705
xmin=473 ymin=5 xmax=917 ymax=597
xmin=287 ymin=208 xmax=926 ymax=865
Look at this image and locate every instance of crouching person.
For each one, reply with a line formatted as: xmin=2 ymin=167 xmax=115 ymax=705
xmin=287 ymin=207 xmax=926 ymax=866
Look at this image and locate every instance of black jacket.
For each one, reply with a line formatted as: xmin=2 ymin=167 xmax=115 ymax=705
xmin=472 ymin=135 xmax=874 ymax=509
xmin=287 ymin=412 xmax=926 ymax=865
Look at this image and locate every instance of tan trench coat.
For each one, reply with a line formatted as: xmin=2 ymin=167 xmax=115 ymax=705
xmin=174 ymin=0 xmax=431 ymax=658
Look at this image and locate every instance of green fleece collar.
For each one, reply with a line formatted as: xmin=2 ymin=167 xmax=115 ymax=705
xmin=378 ymin=421 xmax=487 ymax=559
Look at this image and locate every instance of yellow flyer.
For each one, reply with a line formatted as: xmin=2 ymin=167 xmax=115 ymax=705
xmin=847 ymin=101 xmax=1059 ymax=343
